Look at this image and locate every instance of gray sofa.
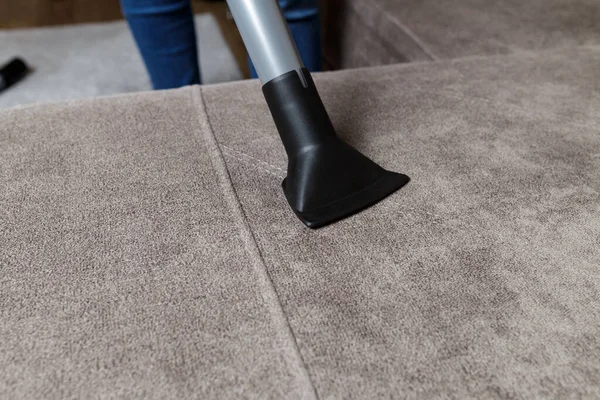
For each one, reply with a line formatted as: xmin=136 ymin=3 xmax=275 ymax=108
xmin=323 ymin=0 xmax=600 ymax=68
xmin=2 ymin=2 xmax=600 ymax=399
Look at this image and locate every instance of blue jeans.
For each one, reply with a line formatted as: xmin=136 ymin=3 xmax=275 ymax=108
xmin=120 ymin=0 xmax=321 ymax=89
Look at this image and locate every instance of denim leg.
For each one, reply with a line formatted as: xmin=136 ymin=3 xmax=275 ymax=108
xmin=249 ymin=0 xmax=321 ymax=79
xmin=121 ymin=0 xmax=200 ymax=89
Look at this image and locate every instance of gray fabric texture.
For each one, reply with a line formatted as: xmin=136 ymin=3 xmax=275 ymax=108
xmin=204 ymin=45 xmax=600 ymax=399
xmin=324 ymin=0 xmax=600 ymax=68
xmin=2 ymin=44 xmax=600 ymax=398
xmin=0 ymin=90 xmax=314 ymax=399
xmin=0 ymin=15 xmax=242 ymax=109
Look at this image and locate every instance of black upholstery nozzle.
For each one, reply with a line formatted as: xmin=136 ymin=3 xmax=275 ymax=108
xmin=263 ymin=68 xmax=409 ymax=228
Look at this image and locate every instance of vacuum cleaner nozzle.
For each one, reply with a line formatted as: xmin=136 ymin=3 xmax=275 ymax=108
xmin=263 ymin=68 xmax=409 ymax=228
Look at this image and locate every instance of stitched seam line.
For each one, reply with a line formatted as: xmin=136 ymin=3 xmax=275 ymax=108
xmin=191 ymin=86 xmax=319 ymax=400
xmin=342 ymin=0 xmax=437 ymax=62
xmin=222 ymin=150 xmax=285 ymax=179
xmin=220 ymin=143 xmax=286 ymax=172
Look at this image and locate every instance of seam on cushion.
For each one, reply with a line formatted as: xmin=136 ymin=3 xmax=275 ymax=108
xmin=220 ymin=144 xmax=286 ymax=173
xmin=191 ymin=86 xmax=319 ymax=400
xmin=368 ymin=1 xmax=439 ymax=61
xmin=222 ymin=151 xmax=286 ymax=179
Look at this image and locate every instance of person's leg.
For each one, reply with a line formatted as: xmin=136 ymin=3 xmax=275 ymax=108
xmin=249 ymin=0 xmax=321 ymax=78
xmin=281 ymin=0 xmax=321 ymax=72
xmin=121 ymin=0 xmax=200 ymax=89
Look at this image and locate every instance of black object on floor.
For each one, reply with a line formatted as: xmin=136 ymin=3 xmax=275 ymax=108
xmin=0 ymin=58 xmax=29 ymax=93
xmin=264 ymin=68 xmax=410 ymax=228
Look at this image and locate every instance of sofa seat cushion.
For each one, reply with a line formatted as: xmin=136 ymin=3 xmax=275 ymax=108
xmin=2 ymin=45 xmax=600 ymax=398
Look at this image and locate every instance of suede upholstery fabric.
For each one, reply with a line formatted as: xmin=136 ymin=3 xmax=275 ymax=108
xmin=204 ymin=45 xmax=600 ymax=399
xmin=323 ymin=0 xmax=600 ymax=68
xmin=2 ymin=46 xmax=600 ymax=398
xmin=0 ymin=91 xmax=314 ymax=399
